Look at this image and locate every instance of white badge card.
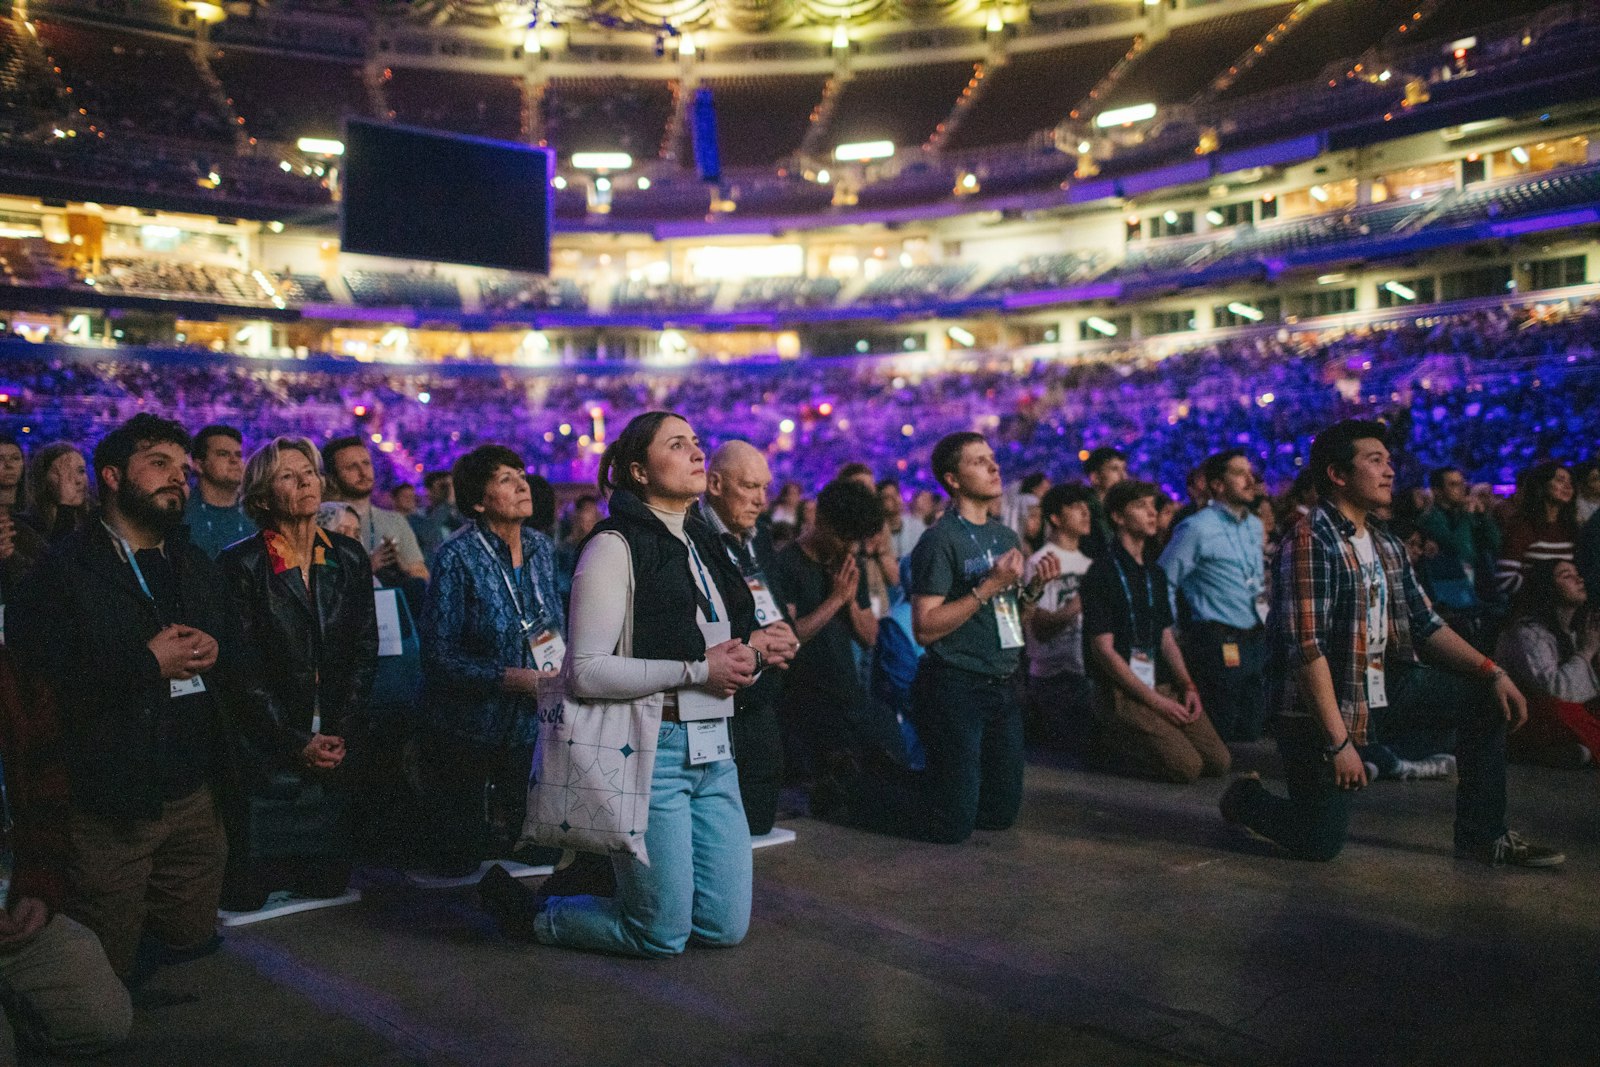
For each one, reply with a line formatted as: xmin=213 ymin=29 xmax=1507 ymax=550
xmin=1256 ymin=590 xmax=1270 ymax=625
xmin=994 ymin=593 xmax=1026 ymax=649
xmin=170 ymin=675 xmax=207 ymax=698
xmin=1366 ymin=657 xmax=1388 ymax=709
xmin=1129 ymin=649 xmax=1157 ymax=688
xmin=679 ymin=617 xmax=736 ymax=721
xmin=688 ymin=718 xmax=733 ymax=765
xmin=527 ymin=627 xmax=566 ymax=673
xmin=746 ymin=577 xmax=782 ymax=627
xmin=374 ymin=589 xmax=404 ymax=657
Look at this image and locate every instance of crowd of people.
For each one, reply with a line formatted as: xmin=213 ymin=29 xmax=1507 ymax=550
xmin=0 ymin=378 xmax=1590 ymax=1054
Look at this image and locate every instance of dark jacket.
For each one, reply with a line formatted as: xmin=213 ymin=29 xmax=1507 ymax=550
xmin=593 ymin=490 xmax=756 ymax=663
xmin=9 ymin=519 xmax=247 ymax=825
xmin=218 ymin=528 xmax=379 ymax=780
xmin=420 ymin=520 xmax=565 ymax=747
xmin=693 ymin=499 xmax=786 ymax=710
xmin=0 ymin=647 xmax=70 ymax=915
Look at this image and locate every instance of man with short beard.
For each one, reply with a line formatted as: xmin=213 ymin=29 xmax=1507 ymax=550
xmin=184 ymin=425 xmax=256 ymax=560
xmin=322 ymin=436 xmax=428 ymax=584
xmin=11 ymin=415 xmax=247 ymax=981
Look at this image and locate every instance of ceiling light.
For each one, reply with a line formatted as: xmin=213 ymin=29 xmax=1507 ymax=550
xmin=1095 ymin=103 xmax=1157 ymax=128
xmin=572 ymin=152 xmax=632 ymax=170
xmin=296 ymin=137 xmax=344 ymax=156
xmin=834 ymin=141 xmax=895 ymax=162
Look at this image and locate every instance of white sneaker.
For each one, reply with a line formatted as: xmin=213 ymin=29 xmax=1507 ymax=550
xmin=1396 ymin=754 xmax=1455 ymax=780
xmin=1363 ymin=761 xmax=1379 ymax=782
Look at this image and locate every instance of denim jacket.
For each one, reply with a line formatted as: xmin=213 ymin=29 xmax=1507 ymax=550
xmin=421 ymin=520 xmax=565 ymax=747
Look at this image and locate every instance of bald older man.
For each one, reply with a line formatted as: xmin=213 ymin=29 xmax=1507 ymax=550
xmin=700 ymin=441 xmax=801 ymax=836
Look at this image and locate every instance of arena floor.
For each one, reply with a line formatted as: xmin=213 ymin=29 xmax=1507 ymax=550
xmin=34 ymin=746 xmax=1598 ymax=1067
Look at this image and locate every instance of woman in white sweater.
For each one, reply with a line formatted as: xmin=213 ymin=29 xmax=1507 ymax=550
xmin=1494 ymin=558 xmax=1600 ymax=767
xmin=482 ymin=411 xmax=796 ymax=956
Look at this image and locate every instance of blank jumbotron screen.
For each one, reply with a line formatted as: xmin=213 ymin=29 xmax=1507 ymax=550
xmin=341 ymin=119 xmax=553 ymax=274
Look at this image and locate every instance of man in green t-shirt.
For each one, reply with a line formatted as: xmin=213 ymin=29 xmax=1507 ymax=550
xmin=858 ymin=432 xmax=1057 ymax=843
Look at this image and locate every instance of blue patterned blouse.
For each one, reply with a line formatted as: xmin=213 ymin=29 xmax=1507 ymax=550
xmin=420 ymin=520 xmax=566 ymax=747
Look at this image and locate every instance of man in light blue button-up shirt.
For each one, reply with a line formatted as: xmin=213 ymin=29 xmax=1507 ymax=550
xmin=1159 ymin=449 xmax=1269 ymax=741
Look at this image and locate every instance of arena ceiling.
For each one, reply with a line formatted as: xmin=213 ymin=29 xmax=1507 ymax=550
xmin=243 ymin=0 xmax=997 ymax=33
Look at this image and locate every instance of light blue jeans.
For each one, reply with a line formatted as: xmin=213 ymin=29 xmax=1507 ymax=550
xmin=535 ymin=722 xmax=753 ymax=958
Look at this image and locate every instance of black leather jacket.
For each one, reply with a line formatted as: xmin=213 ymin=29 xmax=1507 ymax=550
xmin=219 ymin=528 xmax=378 ymax=781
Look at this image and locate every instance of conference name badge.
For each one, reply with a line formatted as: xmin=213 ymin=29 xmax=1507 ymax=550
xmin=994 ymin=592 xmax=1026 ymax=650
xmin=170 ymin=676 xmax=207 ymax=699
xmin=688 ymin=718 xmax=732 ymax=765
xmin=528 ymin=628 xmax=566 ymax=673
xmin=746 ymin=577 xmax=782 ymax=626
xmin=1129 ymin=648 xmax=1157 ymax=688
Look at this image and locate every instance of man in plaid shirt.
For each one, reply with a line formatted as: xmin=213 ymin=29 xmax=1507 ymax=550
xmin=1221 ymin=420 xmax=1564 ymax=867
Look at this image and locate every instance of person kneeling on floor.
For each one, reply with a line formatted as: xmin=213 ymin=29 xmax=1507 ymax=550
xmin=1221 ymin=420 xmax=1564 ymax=867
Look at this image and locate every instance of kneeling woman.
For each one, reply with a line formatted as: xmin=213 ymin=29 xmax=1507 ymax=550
xmin=220 ymin=437 xmax=378 ymax=907
xmin=486 ymin=412 xmax=763 ymax=957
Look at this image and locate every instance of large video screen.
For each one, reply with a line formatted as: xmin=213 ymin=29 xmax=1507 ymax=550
xmin=340 ymin=119 xmax=553 ymax=274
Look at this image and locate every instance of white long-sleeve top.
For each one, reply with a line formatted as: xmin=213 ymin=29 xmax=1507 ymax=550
xmin=1494 ymin=617 xmax=1600 ymax=705
xmin=567 ymin=504 xmax=728 ymax=701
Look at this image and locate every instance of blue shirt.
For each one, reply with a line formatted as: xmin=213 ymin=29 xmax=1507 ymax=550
xmin=183 ymin=494 xmax=258 ymax=560
xmin=1158 ymin=501 xmax=1266 ymax=632
xmin=420 ymin=521 xmax=565 ymax=747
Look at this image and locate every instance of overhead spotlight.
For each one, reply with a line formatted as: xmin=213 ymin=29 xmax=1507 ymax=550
xmin=1510 ymin=145 xmax=1530 ymax=164
xmin=832 ymin=24 xmax=849 ymax=50
xmin=834 ymin=141 xmax=895 ymax=162
xmin=1095 ymin=103 xmax=1156 ymax=127
xmin=1227 ymin=302 xmax=1265 ymax=322
xmin=572 ymin=152 xmax=632 ymax=170
xmin=1086 ymin=316 xmax=1119 ymax=337
xmin=296 ymin=137 xmax=344 ymax=156
xmin=1384 ymin=280 xmax=1416 ymax=301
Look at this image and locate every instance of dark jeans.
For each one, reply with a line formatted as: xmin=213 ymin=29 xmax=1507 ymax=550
xmin=731 ymin=702 xmax=783 ymax=837
xmin=1024 ymin=669 xmax=1096 ymax=754
xmin=1183 ymin=624 xmax=1268 ymax=742
xmin=855 ymin=658 xmax=1025 ymax=844
xmin=1235 ymin=662 xmax=1508 ymax=860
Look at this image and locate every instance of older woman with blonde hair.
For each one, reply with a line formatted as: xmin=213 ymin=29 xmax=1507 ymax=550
xmin=217 ymin=437 xmax=378 ymax=910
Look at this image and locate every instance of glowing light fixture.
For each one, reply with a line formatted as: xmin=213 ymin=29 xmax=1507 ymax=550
xmin=832 ymin=24 xmax=850 ymax=50
xmin=947 ymin=326 xmax=976 ymax=346
xmin=1384 ymin=281 xmax=1417 ymax=301
xmin=1310 ymin=184 xmax=1330 ymax=202
xmin=1095 ymin=103 xmax=1156 ymax=128
xmin=1206 ymin=209 xmax=1225 ymax=225
xmin=679 ymin=32 xmax=695 ymax=56
xmin=296 ymin=137 xmax=344 ymax=156
xmin=986 ymin=9 xmax=1004 ymax=33
xmin=552 ymin=175 xmax=568 ymax=189
xmin=572 ymin=152 xmax=632 ymax=170
xmin=1510 ymin=145 xmax=1530 ymax=164
xmin=1086 ymin=316 xmax=1119 ymax=337
xmin=834 ymin=141 xmax=895 ymax=162
xmin=188 ymin=2 xmax=225 ymax=22
xmin=815 ymin=168 xmax=831 ymax=183
xmin=1227 ymin=302 xmax=1265 ymax=322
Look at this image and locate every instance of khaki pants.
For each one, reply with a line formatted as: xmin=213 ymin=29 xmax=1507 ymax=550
xmin=66 ymin=787 xmax=228 ymax=978
xmin=1096 ymin=683 xmax=1232 ymax=784
xmin=0 ymin=914 xmax=131 ymax=1063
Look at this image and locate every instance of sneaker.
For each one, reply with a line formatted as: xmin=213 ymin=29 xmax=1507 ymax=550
xmin=1362 ymin=761 xmax=1380 ymax=782
xmin=1396 ymin=754 xmax=1456 ymax=780
xmin=1218 ymin=772 xmax=1262 ymax=825
xmin=478 ymin=864 xmax=544 ymax=939
xmin=1457 ymin=831 xmax=1566 ymax=868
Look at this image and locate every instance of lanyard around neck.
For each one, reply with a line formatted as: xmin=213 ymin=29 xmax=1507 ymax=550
xmin=687 ymin=538 xmax=720 ymax=623
xmin=1111 ymin=551 xmax=1155 ymax=650
xmin=103 ymin=521 xmax=157 ymax=604
xmin=475 ymin=529 xmax=545 ymax=626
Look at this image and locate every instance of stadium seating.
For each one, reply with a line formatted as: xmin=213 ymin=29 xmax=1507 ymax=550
xmin=34 ymin=20 xmax=235 ymax=142
xmin=344 ymin=270 xmax=462 ymax=310
xmin=1213 ymin=0 xmax=1419 ymax=101
xmin=1426 ymin=163 xmax=1600 ymax=229
xmin=858 ymin=264 xmax=977 ymax=305
xmin=611 ymin=279 xmax=720 ymax=314
xmin=210 ymin=48 xmax=369 ymax=143
xmin=2 ymin=302 xmax=1597 ymax=498
xmin=540 ymin=78 xmax=675 ymax=160
xmin=0 ymin=18 xmax=59 ymax=134
xmin=479 ymin=275 xmax=586 ymax=312
xmin=823 ymin=61 xmax=978 ymax=155
xmin=91 ymin=257 xmax=263 ymax=303
xmin=733 ymin=277 xmax=842 ymax=310
xmin=383 ymin=68 xmax=524 ymax=142
xmin=679 ymin=75 xmax=829 ymax=168
xmin=944 ymin=37 xmax=1134 ymax=151
xmin=1096 ymin=5 xmax=1296 ymax=111
xmin=272 ymin=273 xmax=334 ymax=304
